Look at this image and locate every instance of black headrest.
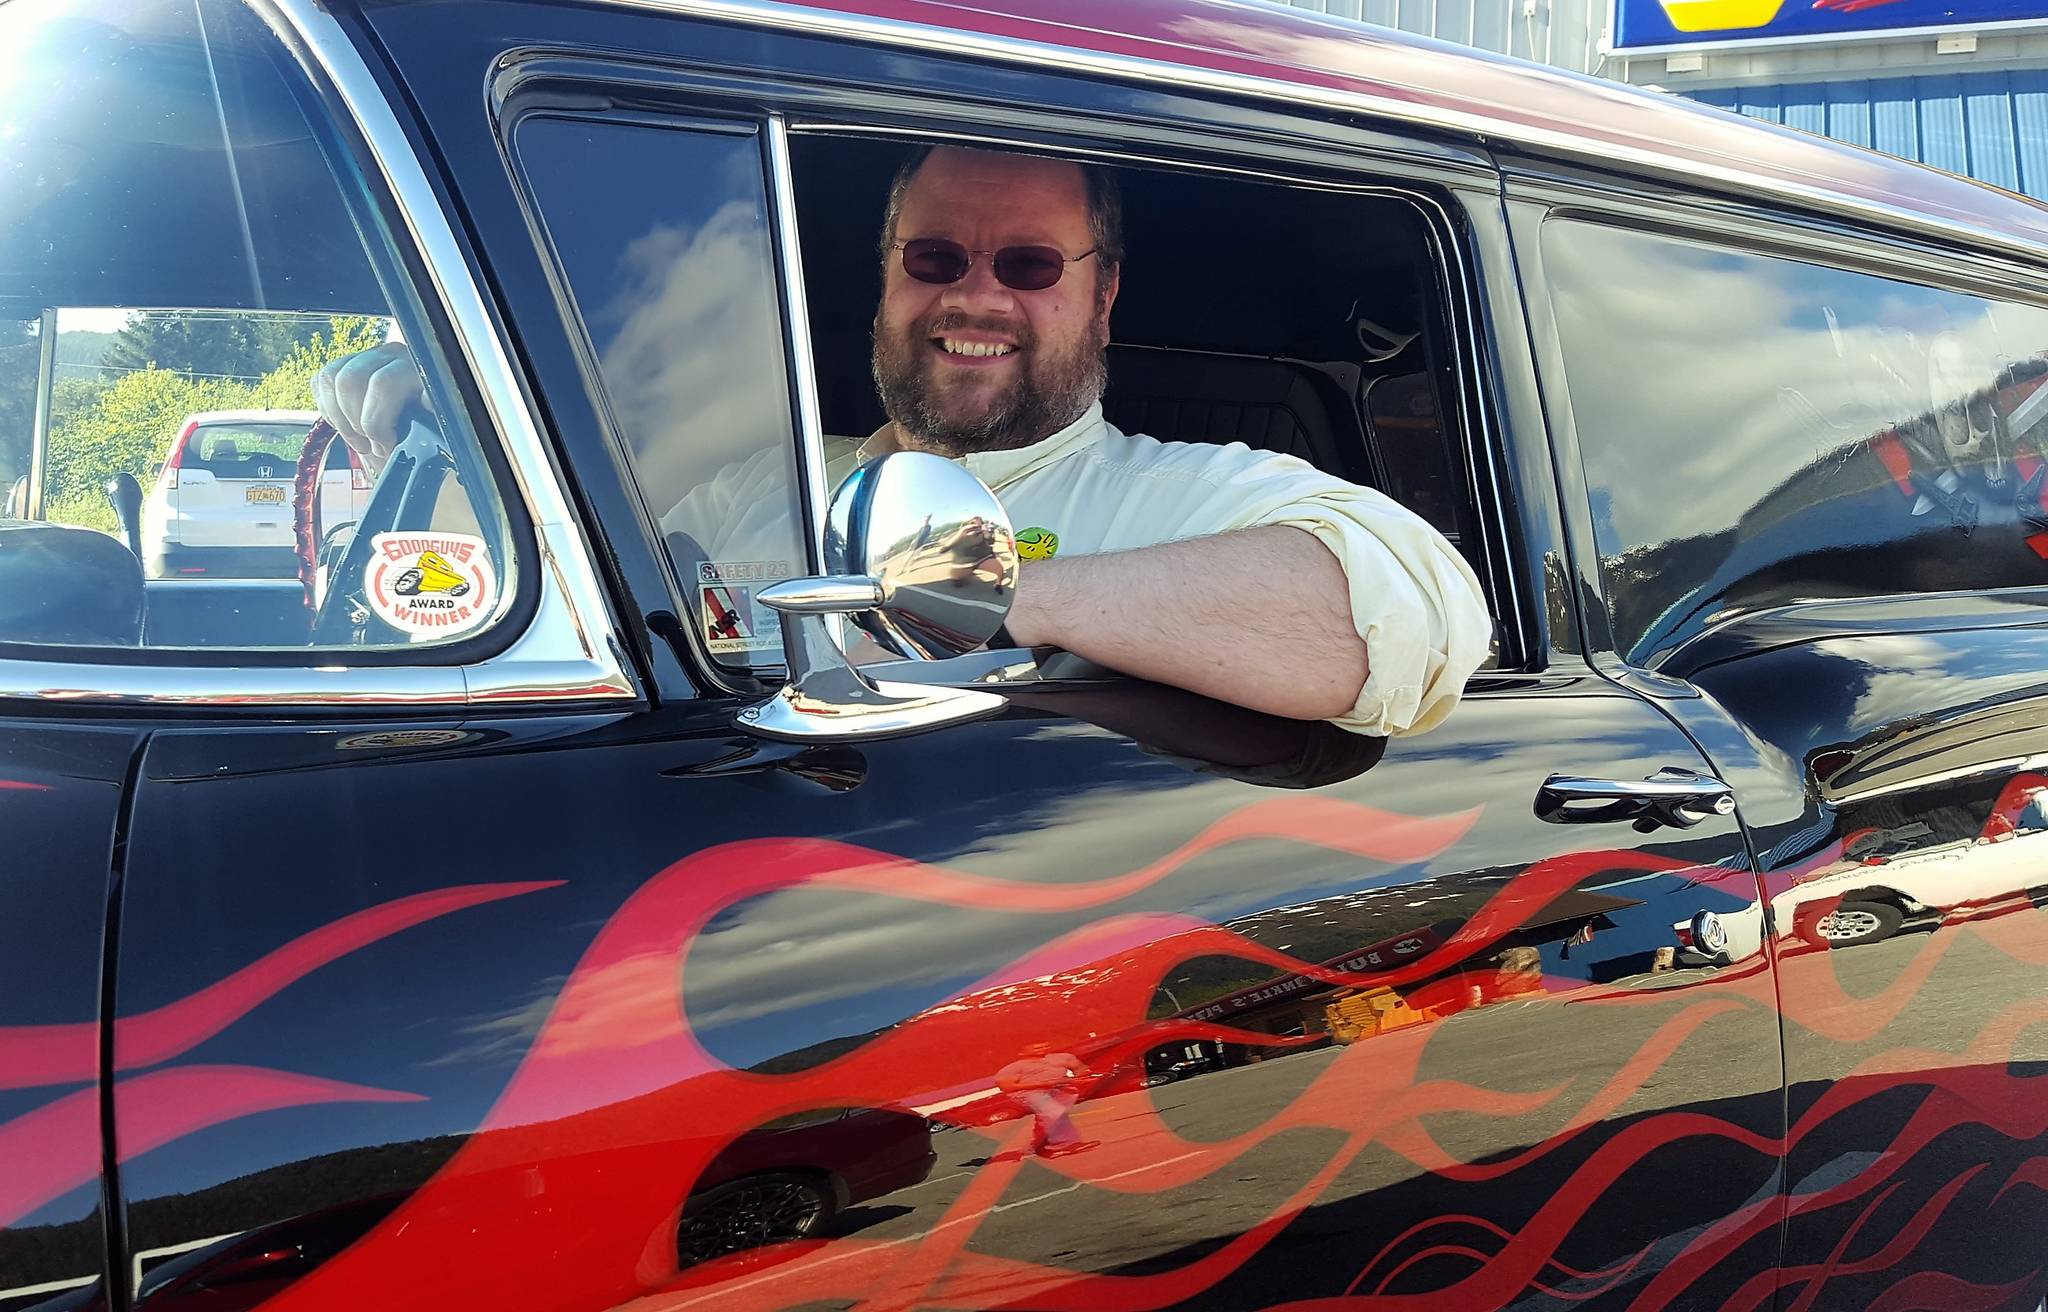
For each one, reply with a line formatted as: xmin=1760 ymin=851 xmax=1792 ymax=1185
xmin=1102 ymin=346 xmax=1356 ymax=475
xmin=0 ymin=520 xmax=144 ymax=647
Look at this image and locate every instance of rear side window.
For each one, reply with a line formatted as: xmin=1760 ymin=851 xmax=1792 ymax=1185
xmin=188 ymin=422 xmax=314 ymax=472
xmin=0 ymin=0 xmax=519 ymax=656
xmin=1546 ymin=219 xmax=2048 ymax=666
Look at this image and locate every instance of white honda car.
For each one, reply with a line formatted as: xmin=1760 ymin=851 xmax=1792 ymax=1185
xmin=140 ymin=409 xmax=368 ymax=579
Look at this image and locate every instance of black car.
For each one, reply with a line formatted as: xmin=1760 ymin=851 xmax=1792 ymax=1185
xmin=5 ymin=0 xmax=2048 ymax=1309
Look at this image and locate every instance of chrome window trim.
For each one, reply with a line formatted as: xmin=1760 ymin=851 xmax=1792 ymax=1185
xmin=766 ymin=114 xmax=832 ymax=569
xmin=1420 ymin=186 xmax=1528 ymax=666
xmin=773 ymin=115 xmax=1521 ymax=658
xmin=0 ymin=0 xmax=633 ymax=708
xmin=591 ymin=0 xmax=2047 ymax=269
xmin=25 ymin=308 xmax=55 ymax=522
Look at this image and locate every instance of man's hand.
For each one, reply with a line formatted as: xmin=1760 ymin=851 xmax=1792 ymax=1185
xmin=313 ymin=342 xmax=427 ymax=477
xmin=1002 ymin=525 xmax=1370 ymax=722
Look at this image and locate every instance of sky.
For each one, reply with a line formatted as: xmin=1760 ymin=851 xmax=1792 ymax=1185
xmin=59 ymin=307 xmax=132 ymax=333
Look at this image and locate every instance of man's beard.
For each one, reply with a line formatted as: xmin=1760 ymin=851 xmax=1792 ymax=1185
xmin=872 ymin=309 xmax=1107 ymax=457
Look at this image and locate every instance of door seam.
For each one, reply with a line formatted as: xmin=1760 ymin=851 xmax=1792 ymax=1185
xmin=97 ymin=729 xmax=150 ymax=1312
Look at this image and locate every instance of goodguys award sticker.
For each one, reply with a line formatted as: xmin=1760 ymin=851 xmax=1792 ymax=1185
xmin=364 ymin=532 xmax=497 ymax=638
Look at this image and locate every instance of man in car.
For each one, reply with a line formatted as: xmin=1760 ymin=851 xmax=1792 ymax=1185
xmin=317 ymin=147 xmax=1488 ymax=737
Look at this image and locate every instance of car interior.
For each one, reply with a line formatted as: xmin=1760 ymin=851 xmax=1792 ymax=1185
xmin=788 ymin=136 xmax=1485 ymax=564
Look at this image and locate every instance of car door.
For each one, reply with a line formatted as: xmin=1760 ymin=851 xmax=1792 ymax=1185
xmin=112 ymin=683 xmax=1784 ymax=1312
xmin=1521 ymin=190 xmax=2048 ymax=1307
xmin=69 ymin=5 xmax=1793 ymax=1309
xmin=0 ymin=721 xmax=140 ymax=1310
xmin=0 ymin=0 xmax=624 ymax=1306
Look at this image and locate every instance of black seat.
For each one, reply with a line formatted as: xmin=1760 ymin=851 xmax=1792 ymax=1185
xmin=0 ymin=520 xmax=144 ymax=647
xmin=1102 ymin=345 xmax=1358 ymax=477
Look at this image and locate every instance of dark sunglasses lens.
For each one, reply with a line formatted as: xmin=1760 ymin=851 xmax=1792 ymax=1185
xmin=993 ymin=246 xmax=1066 ymax=291
xmin=902 ymin=239 xmax=969 ymax=284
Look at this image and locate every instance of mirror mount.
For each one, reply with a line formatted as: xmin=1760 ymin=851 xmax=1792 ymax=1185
xmin=738 ymin=595 xmax=1007 ymax=743
xmin=736 ymin=452 xmax=1020 ymax=743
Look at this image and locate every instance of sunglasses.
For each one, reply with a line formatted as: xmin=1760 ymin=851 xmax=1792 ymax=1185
xmin=894 ymin=238 xmax=1097 ymax=292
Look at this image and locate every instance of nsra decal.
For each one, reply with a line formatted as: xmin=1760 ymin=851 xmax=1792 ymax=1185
xmin=697 ymin=559 xmax=791 ymax=656
xmin=364 ymin=533 xmax=497 ymax=638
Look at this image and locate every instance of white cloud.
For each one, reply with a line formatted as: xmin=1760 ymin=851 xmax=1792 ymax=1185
xmin=1546 ymin=222 xmax=2048 ymax=551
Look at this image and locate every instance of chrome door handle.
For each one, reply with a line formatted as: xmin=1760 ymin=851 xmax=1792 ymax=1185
xmin=1536 ymin=767 xmax=1736 ymax=830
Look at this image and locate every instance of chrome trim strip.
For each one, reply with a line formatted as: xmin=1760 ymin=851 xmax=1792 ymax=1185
xmin=589 ymin=0 xmax=2048 ymax=265
xmin=3 ymin=662 xmax=467 ymax=706
xmin=26 ymin=308 xmax=54 ymax=521
xmin=766 ymin=114 xmax=833 ymax=568
xmin=1393 ymin=187 xmax=1525 ymax=664
xmin=143 ymin=579 xmax=302 ymax=592
xmin=270 ymin=0 xmax=632 ymax=706
xmin=0 ymin=0 xmax=634 ymax=708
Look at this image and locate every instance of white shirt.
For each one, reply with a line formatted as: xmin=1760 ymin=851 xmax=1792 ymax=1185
xmin=666 ymin=403 xmax=1491 ymax=737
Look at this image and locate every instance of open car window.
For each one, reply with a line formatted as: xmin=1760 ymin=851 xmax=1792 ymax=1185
xmin=509 ymin=111 xmax=1501 ymax=676
xmin=791 ymin=136 xmax=1501 ymax=661
xmin=0 ymin=0 xmax=518 ymax=656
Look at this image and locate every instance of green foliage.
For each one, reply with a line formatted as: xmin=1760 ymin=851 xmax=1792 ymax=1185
xmin=45 ymin=488 xmax=120 ymax=534
xmin=102 ymin=312 xmax=327 ymax=382
xmin=245 ymin=316 xmax=388 ymax=410
xmin=55 ymin=331 xmax=118 ymax=379
xmin=44 ymin=368 xmax=242 ymax=525
xmin=38 ymin=316 xmax=388 ymax=531
xmin=0 ymin=327 xmax=121 ymax=489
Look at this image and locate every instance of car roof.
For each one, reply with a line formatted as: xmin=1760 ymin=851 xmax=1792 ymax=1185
xmin=646 ymin=0 xmax=2048 ymax=261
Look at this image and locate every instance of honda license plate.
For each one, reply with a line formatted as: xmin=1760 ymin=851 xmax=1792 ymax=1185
xmin=246 ymin=485 xmax=286 ymax=506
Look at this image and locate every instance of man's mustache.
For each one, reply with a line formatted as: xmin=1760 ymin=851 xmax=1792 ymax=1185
xmin=918 ymin=313 xmax=1036 ymax=350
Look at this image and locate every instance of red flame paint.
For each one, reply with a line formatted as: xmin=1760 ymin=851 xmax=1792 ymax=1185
xmin=15 ymin=788 xmax=2040 ymax=1309
xmin=0 ymin=881 xmax=556 ymax=1227
xmin=250 ymin=796 xmax=1818 ymax=1312
xmin=0 ymin=1066 xmax=420 ymax=1228
xmin=0 ymin=881 xmax=560 ymax=1092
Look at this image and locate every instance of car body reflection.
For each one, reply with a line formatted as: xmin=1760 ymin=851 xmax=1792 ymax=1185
xmin=1671 ymin=769 xmax=2048 ymax=964
xmin=679 ymin=1107 xmax=936 ymax=1267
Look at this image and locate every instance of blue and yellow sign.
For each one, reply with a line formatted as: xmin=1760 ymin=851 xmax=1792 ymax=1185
xmin=1613 ymin=0 xmax=2048 ymax=52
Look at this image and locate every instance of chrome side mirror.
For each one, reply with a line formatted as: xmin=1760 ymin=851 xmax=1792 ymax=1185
xmin=828 ymin=451 xmax=1020 ymax=659
xmin=737 ymin=452 xmax=1019 ymax=742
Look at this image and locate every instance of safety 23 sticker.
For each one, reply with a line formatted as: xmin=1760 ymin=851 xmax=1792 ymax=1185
xmin=364 ymin=532 xmax=498 ymax=638
xmin=698 ymin=559 xmax=792 ymax=656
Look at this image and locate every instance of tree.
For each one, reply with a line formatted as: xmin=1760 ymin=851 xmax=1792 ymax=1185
xmin=42 ymin=315 xmax=389 ymax=532
xmin=245 ymin=316 xmax=389 ymax=410
xmin=44 ymin=367 xmax=240 ymax=531
xmin=101 ymin=311 xmax=327 ymax=382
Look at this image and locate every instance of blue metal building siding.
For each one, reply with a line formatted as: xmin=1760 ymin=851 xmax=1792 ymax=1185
xmin=1272 ymin=0 xmax=1608 ymax=76
xmin=1690 ymin=72 xmax=2048 ymax=200
xmin=1265 ymin=0 xmax=2048 ymax=202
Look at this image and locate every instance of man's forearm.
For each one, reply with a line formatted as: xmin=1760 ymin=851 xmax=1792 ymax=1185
xmin=1002 ymin=526 xmax=1370 ymax=720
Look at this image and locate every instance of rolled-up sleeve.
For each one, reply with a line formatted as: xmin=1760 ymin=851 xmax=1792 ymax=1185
xmin=1256 ymin=487 xmax=1490 ymax=736
xmin=1128 ymin=442 xmax=1491 ymax=737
